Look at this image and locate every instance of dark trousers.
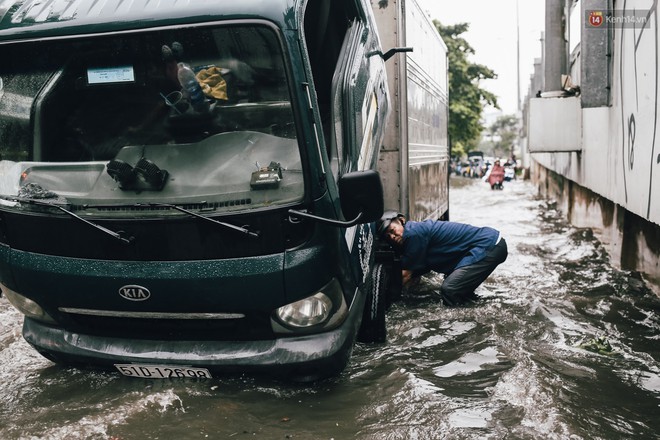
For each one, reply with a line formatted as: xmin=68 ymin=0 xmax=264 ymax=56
xmin=440 ymin=238 xmax=508 ymax=306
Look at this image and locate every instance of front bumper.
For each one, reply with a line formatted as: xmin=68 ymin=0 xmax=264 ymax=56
xmin=22 ymin=301 xmax=363 ymax=379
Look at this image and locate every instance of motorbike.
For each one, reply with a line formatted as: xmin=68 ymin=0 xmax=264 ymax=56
xmin=485 ymin=162 xmax=505 ymax=190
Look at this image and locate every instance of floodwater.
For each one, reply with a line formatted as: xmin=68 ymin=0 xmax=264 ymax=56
xmin=1 ymin=177 xmax=659 ymax=440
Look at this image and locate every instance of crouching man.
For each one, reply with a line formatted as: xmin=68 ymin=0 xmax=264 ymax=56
xmin=377 ymin=211 xmax=508 ymax=306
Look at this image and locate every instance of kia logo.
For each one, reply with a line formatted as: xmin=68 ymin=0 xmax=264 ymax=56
xmin=118 ymin=285 xmax=151 ymax=301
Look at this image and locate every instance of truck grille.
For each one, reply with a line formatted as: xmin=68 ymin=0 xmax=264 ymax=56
xmin=58 ymin=308 xmax=275 ymax=341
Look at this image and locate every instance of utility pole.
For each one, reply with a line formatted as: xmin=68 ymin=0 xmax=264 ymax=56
xmin=516 ymin=0 xmax=521 ymax=113
xmin=544 ymin=0 xmax=566 ymax=91
xmin=515 ymin=0 xmax=521 ymax=161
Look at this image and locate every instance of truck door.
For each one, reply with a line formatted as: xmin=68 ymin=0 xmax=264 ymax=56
xmin=303 ymin=0 xmax=387 ymax=285
xmin=303 ymin=0 xmax=386 ymax=179
xmin=331 ymin=5 xmax=388 ymax=290
xmin=331 ymin=16 xmax=387 ymax=177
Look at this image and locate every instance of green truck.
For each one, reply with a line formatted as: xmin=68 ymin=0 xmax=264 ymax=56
xmin=0 ymin=0 xmax=447 ymax=380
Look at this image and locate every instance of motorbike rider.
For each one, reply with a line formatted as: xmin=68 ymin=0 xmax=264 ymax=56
xmin=487 ymin=159 xmax=505 ymax=190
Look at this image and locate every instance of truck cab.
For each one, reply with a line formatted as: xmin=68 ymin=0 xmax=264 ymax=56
xmin=0 ymin=0 xmax=391 ymax=379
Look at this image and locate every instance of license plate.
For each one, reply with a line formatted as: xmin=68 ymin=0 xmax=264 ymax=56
xmin=115 ymin=363 xmax=212 ymax=379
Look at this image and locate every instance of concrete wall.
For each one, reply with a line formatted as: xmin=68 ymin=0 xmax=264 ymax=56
xmin=532 ymin=161 xmax=660 ymax=294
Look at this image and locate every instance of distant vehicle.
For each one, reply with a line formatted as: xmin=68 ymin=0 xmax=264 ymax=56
xmin=468 ymin=151 xmax=485 ymax=161
xmin=466 ymin=151 xmax=485 ymax=178
xmin=504 ymin=165 xmax=515 ymax=181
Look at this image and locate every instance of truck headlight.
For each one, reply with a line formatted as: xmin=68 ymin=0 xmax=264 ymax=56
xmin=1 ymin=283 xmax=56 ymax=324
xmin=276 ymin=293 xmax=331 ymax=327
xmin=272 ymin=278 xmax=348 ymax=334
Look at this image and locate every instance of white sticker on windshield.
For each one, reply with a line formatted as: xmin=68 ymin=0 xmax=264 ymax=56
xmin=87 ymin=66 xmax=135 ymax=84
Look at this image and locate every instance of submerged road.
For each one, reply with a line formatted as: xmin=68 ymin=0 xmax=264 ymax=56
xmin=1 ymin=177 xmax=659 ymax=439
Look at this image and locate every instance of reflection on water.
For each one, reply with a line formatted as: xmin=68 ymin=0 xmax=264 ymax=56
xmin=1 ymin=177 xmax=659 ymax=439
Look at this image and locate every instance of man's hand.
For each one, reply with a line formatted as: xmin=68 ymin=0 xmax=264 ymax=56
xmin=401 ymin=269 xmax=422 ymax=294
xmin=402 ymin=269 xmax=414 ymax=286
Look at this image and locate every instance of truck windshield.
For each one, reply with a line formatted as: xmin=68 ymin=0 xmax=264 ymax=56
xmin=0 ymin=24 xmax=303 ymax=216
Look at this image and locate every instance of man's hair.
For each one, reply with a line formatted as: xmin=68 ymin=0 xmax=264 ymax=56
xmin=377 ymin=210 xmax=405 ymax=237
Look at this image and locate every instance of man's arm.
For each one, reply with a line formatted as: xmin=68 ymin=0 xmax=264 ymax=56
xmin=402 ymin=269 xmax=414 ymax=286
xmin=402 ymin=268 xmax=430 ymax=290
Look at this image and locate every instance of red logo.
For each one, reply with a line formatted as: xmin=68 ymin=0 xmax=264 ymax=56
xmin=589 ymin=11 xmax=604 ymax=27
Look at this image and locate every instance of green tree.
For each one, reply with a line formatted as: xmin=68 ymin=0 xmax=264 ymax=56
xmin=487 ymin=114 xmax=519 ymax=159
xmin=434 ymin=22 xmax=498 ymax=156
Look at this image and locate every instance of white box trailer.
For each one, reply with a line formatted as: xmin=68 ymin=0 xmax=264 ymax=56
xmin=371 ymin=0 xmax=450 ymax=222
xmin=351 ymin=1 xmax=449 ymax=343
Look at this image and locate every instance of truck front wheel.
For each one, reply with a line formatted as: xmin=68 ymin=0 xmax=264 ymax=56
xmin=357 ymin=263 xmax=388 ymax=343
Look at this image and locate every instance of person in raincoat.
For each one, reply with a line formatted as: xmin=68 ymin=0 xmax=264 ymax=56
xmin=377 ymin=211 xmax=508 ymax=306
xmin=486 ymin=159 xmax=505 ymax=190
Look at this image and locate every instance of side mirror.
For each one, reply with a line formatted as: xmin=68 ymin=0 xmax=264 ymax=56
xmin=337 ymin=170 xmax=384 ymax=223
xmin=288 ymin=170 xmax=384 ymax=227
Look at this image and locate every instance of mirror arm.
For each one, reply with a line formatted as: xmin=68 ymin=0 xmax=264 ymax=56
xmin=288 ymin=209 xmax=363 ymax=227
xmin=368 ymin=47 xmax=413 ymax=61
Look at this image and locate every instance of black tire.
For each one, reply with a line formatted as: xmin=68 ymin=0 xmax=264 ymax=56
xmin=357 ymin=263 xmax=388 ymax=343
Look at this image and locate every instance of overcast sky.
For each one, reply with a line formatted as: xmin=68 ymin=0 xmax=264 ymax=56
xmin=416 ymin=0 xmax=546 ymax=115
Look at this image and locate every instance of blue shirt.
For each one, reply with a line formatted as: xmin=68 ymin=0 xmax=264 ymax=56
xmin=401 ymin=220 xmax=500 ymax=275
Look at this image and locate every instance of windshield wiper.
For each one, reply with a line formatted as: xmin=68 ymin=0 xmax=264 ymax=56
xmin=2 ymin=197 xmax=259 ymax=240
xmin=142 ymin=203 xmax=260 ymax=238
xmin=2 ymin=197 xmax=134 ymax=244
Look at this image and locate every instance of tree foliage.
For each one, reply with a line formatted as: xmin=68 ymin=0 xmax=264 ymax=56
xmin=487 ymin=114 xmax=519 ymax=159
xmin=434 ymin=21 xmax=498 ymax=157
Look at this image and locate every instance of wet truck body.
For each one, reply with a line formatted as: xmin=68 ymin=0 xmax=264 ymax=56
xmin=372 ymin=0 xmax=449 ymax=222
xmin=0 ymin=0 xmax=398 ymax=379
